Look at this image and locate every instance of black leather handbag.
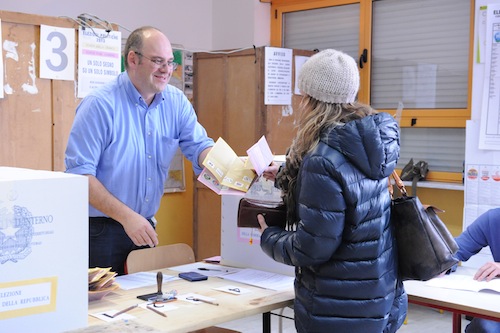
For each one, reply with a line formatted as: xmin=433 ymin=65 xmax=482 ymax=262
xmin=237 ymin=198 xmax=286 ymax=229
xmin=390 ymin=170 xmax=459 ymax=281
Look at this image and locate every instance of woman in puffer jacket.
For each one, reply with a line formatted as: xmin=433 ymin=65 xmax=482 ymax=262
xmin=258 ymin=49 xmax=407 ymax=333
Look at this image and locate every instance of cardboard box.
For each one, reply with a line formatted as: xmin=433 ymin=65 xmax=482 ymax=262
xmin=0 ymin=167 xmax=88 ymax=333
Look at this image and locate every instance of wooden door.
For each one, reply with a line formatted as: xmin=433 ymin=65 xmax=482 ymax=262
xmin=193 ymin=47 xmax=314 ymax=260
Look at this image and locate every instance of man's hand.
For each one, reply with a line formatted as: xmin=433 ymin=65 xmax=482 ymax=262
xmin=122 ymin=215 xmax=158 ymax=248
xmin=474 ymin=262 xmax=500 ymax=281
xmin=87 ymin=175 xmax=158 ymax=247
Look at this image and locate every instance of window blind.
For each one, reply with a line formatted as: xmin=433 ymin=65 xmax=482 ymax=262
xmin=371 ymin=0 xmax=470 ymax=109
xmin=283 ymin=4 xmax=360 ymax=59
xmin=398 ymin=128 xmax=465 ymax=173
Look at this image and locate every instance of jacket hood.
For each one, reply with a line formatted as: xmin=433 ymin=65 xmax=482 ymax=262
xmin=321 ymin=112 xmax=399 ymax=180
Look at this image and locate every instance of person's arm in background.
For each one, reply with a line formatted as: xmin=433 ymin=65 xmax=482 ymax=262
xmin=455 ymin=208 xmax=500 ymax=281
xmin=474 ymin=262 xmax=500 ymax=282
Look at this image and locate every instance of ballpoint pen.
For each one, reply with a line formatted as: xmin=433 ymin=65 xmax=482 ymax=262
xmin=147 ymin=305 xmax=168 ymax=317
xmin=198 ymin=267 xmax=222 ymax=271
xmin=103 ymin=304 xmax=138 ymax=318
xmin=189 ymin=297 xmax=219 ymax=306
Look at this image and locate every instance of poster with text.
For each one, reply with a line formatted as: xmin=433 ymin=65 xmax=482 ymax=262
xmin=77 ymin=27 xmax=121 ymax=98
xmin=264 ymin=47 xmax=292 ymax=105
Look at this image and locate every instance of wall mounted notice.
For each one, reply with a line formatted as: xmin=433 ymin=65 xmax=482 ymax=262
xmin=264 ymin=47 xmax=292 ymax=105
xmin=77 ymin=27 xmax=121 ymax=98
xmin=39 ymin=25 xmax=75 ymax=81
xmin=479 ymin=4 xmax=500 ymax=149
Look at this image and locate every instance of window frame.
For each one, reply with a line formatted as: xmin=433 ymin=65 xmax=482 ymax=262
xmin=270 ymin=0 xmax=475 ymax=183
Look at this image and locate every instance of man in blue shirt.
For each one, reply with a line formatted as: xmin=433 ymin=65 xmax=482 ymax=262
xmin=455 ymin=208 xmax=500 ymax=333
xmin=65 ymin=26 xmax=214 ymax=275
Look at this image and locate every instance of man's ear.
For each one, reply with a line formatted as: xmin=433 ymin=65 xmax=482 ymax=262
xmin=127 ymin=51 xmax=140 ymax=68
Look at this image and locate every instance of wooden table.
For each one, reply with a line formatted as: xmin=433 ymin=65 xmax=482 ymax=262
xmin=86 ymin=268 xmax=294 ymax=333
xmin=404 ymin=266 xmax=500 ymax=333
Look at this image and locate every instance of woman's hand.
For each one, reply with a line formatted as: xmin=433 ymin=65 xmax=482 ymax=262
xmin=257 ymin=214 xmax=268 ymax=233
xmin=262 ymin=162 xmax=280 ymax=182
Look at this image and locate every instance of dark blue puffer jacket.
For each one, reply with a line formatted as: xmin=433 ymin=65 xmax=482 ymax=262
xmin=260 ymin=112 xmax=407 ymax=333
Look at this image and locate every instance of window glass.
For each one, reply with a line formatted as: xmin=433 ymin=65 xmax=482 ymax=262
xmin=283 ymin=4 xmax=360 ymax=59
xmin=371 ymin=0 xmax=470 ymax=109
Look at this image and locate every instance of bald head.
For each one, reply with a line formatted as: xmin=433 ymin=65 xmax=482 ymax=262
xmin=123 ymin=26 xmax=171 ymax=70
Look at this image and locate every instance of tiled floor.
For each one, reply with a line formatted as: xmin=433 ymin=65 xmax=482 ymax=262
xmin=216 ymin=302 xmax=470 ymax=332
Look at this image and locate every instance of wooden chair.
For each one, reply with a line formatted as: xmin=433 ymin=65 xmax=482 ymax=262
xmin=126 ymin=243 xmax=239 ymax=333
xmin=126 ymin=243 xmax=196 ymax=274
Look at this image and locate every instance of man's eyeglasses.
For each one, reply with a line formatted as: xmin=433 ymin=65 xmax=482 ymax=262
xmin=134 ymin=51 xmax=178 ymax=70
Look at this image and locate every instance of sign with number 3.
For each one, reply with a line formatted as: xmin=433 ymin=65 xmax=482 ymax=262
xmin=39 ymin=25 xmax=75 ymax=81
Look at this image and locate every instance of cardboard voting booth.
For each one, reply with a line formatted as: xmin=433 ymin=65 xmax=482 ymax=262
xmin=0 ymin=167 xmax=88 ymax=333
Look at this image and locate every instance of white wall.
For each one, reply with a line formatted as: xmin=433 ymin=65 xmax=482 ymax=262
xmin=212 ymin=0 xmax=270 ymax=50
xmin=0 ymin=0 xmax=270 ymax=51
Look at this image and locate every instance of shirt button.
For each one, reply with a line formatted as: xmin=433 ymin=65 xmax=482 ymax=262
xmin=148 ymin=131 xmax=151 ymax=135
xmin=148 ymin=178 xmax=152 ymax=181
xmin=148 ymin=155 xmax=152 ymax=159
xmin=145 ymin=198 xmax=149 ymax=202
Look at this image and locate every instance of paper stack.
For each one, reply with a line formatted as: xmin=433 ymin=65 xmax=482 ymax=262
xmin=88 ymin=267 xmax=120 ymax=301
xmin=198 ymin=136 xmax=274 ymax=195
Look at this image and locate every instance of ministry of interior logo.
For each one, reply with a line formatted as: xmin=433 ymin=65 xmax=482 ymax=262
xmin=0 ymin=205 xmax=34 ymax=264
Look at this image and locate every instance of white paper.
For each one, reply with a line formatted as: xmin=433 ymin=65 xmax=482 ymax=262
xmin=39 ymin=25 xmax=75 ymax=81
xmin=167 ymin=263 xmax=242 ymax=277
xmin=221 ymin=268 xmax=294 ymax=291
xmin=77 ymin=27 xmax=121 ymax=98
xmin=464 ymin=121 xmax=500 ymax=230
xmin=114 ymin=272 xmax=178 ymax=290
xmin=213 ymin=285 xmax=252 ymax=295
xmin=264 ymin=47 xmax=293 ymax=105
xmin=246 ymin=135 xmax=274 ymax=176
xmin=479 ymin=4 xmax=500 ymax=149
xmin=177 ymin=292 xmax=218 ymax=304
xmin=294 ymin=55 xmax=309 ymax=94
xmin=90 ymin=311 xmax=135 ymax=322
xmin=426 ymin=272 xmax=500 ymax=293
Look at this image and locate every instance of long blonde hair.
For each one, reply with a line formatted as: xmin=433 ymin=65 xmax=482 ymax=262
xmin=278 ymin=95 xmax=375 ymax=227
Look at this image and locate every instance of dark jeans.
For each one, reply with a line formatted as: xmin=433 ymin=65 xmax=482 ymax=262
xmin=89 ymin=217 xmax=153 ymax=275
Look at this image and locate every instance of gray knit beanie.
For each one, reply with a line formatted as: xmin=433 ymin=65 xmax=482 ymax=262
xmin=298 ymin=49 xmax=359 ymax=104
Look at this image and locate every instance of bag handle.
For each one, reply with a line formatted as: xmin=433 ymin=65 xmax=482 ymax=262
xmin=389 ymin=170 xmax=407 ymax=199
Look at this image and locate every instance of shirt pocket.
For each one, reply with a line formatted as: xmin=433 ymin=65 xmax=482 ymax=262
xmin=157 ymin=137 xmax=180 ymax=172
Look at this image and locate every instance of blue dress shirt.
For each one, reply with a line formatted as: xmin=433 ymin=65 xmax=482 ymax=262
xmin=65 ymin=72 xmax=214 ymax=219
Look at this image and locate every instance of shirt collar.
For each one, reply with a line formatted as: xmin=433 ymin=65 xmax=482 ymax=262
xmin=120 ymin=71 xmax=165 ymax=109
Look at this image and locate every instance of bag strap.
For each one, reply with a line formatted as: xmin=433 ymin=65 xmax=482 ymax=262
xmin=389 ymin=170 xmax=407 ymax=198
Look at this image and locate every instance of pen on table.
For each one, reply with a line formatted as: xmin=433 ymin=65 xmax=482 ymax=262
xmin=192 ymin=298 xmax=219 ymax=306
xmin=198 ymin=267 xmax=229 ymax=272
xmin=147 ymin=305 xmax=168 ymax=317
xmin=103 ymin=304 xmax=138 ymax=318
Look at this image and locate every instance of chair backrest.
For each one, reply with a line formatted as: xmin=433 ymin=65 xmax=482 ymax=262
xmin=126 ymin=243 xmax=195 ymax=274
